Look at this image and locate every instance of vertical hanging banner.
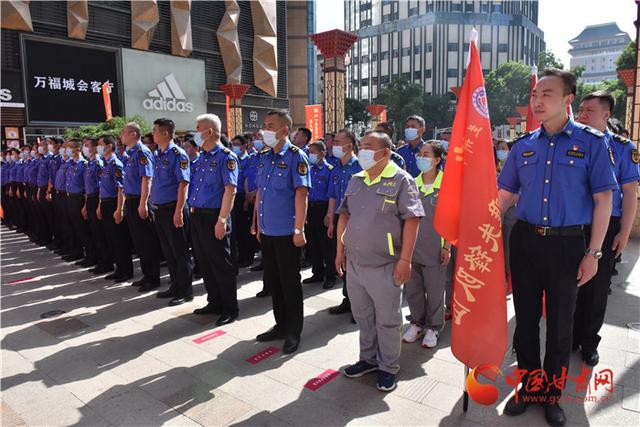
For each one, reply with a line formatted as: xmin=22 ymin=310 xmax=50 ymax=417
xmin=433 ymin=29 xmax=507 ymax=379
xmin=102 ymin=80 xmax=112 ymax=121
xmin=225 ymin=95 xmax=232 ymax=136
xmin=379 ymin=108 xmax=387 ymax=123
xmin=305 ymin=104 xmax=323 ymax=141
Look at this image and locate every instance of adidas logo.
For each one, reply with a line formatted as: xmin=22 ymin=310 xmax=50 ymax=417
xmin=143 ymin=73 xmax=194 ymax=113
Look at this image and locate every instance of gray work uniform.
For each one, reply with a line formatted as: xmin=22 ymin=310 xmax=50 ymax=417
xmin=337 ymin=161 xmax=424 ymax=374
xmin=406 ymin=171 xmax=447 ymax=330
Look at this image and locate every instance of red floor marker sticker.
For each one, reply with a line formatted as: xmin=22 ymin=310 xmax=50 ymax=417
xmin=304 ymin=369 xmax=340 ymax=391
xmin=3 ymin=277 xmax=35 ymax=286
xmin=246 ymin=346 xmax=279 ymax=365
xmin=192 ymin=330 xmax=226 ymax=344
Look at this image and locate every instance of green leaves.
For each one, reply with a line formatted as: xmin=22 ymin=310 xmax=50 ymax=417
xmin=63 ymin=115 xmax=151 ymax=140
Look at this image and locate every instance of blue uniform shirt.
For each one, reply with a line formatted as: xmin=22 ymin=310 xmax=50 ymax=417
xmin=498 ymin=119 xmax=618 ymax=227
xmin=84 ymin=157 xmax=103 ymax=195
xmin=124 ymin=142 xmax=155 ymax=196
xmin=189 ymin=144 xmax=238 ymax=209
xmin=187 ymin=154 xmax=199 ymax=201
xmin=99 ymin=154 xmax=124 ymax=198
xmin=66 ymin=158 xmax=88 ymax=194
xmin=150 ymin=141 xmax=190 ymax=205
xmin=49 ymin=153 xmax=63 ymax=186
xmin=27 ymin=159 xmax=38 ymax=185
xmin=246 ymin=151 xmax=262 ymax=193
xmin=325 ymin=154 xmax=340 ymax=167
xmin=397 ymin=140 xmax=425 ymax=177
xmin=236 ymin=152 xmax=250 ymax=194
xmin=36 ymin=154 xmax=51 ymax=187
xmin=256 ymin=140 xmax=311 ymax=236
xmin=15 ymin=161 xmax=25 ymax=184
xmin=327 ymin=155 xmax=362 ymax=207
xmin=606 ymin=130 xmax=640 ymax=217
xmin=308 ymin=159 xmax=333 ymax=202
xmin=54 ymin=159 xmax=70 ymax=191
xmin=8 ymin=161 xmax=18 ymax=183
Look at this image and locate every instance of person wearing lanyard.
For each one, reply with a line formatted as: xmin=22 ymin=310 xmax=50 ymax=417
xmin=120 ymin=122 xmax=162 ymax=291
xmin=81 ymin=137 xmax=111 ymax=272
xmin=336 ymin=131 xmax=423 ymax=392
xmin=64 ymin=139 xmax=94 ymax=264
xmin=302 ymin=141 xmax=336 ymax=289
xmin=326 ymin=129 xmax=362 ymax=318
xmin=97 ymin=135 xmax=134 ymax=283
xmin=254 ymin=110 xmax=311 ymax=354
xmin=498 ymin=68 xmax=617 ymax=426
xmin=150 ymin=118 xmax=193 ymax=306
xmin=573 ymin=91 xmax=640 ymax=366
xmin=189 ymin=114 xmax=239 ymax=325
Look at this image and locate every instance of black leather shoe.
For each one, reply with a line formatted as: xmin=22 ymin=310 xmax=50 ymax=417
xmin=90 ymin=265 xmax=114 ymax=275
xmin=193 ymin=304 xmax=222 ymax=315
xmin=250 ymin=263 xmax=264 ymax=272
xmin=114 ymin=274 xmax=133 ymax=283
xmin=79 ymin=259 xmax=97 ymax=268
xmin=544 ymin=402 xmax=566 ymax=427
xmin=283 ymin=335 xmax=300 ymax=354
xmin=571 ymin=342 xmax=580 ymax=352
xmin=168 ymin=296 xmax=193 ymax=306
xmin=256 ymin=327 xmax=284 ymax=342
xmin=256 ymin=288 xmax=270 ymax=298
xmin=157 ymin=290 xmax=176 ymax=299
xmin=216 ymin=313 xmax=238 ymax=326
xmin=62 ymin=254 xmax=82 ymax=262
xmin=329 ymin=300 xmax=351 ymax=315
xmin=104 ymin=272 xmax=120 ymax=280
xmin=131 ymin=278 xmax=146 ymax=287
xmin=302 ymin=275 xmax=323 ymax=284
xmin=323 ymin=279 xmax=336 ymax=289
xmin=138 ymin=282 xmax=160 ymax=292
xmin=582 ymin=350 xmax=599 ymax=367
xmin=504 ymin=393 xmax=533 ymax=416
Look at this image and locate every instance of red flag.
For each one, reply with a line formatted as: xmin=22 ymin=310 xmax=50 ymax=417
xmin=433 ymin=29 xmax=507 ymax=378
xmin=525 ymin=65 xmax=540 ymax=132
xmin=101 ymin=81 xmax=112 ymax=121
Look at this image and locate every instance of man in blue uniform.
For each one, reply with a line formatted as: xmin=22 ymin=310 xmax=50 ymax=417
xmin=35 ymin=139 xmax=53 ymax=245
xmin=230 ymin=134 xmax=255 ymax=268
xmin=45 ymin=137 xmax=64 ymax=251
xmin=120 ymin=122 xmax=162 ymax=290
xmin=292 ymin=127 xmax=312 ymax=152
xmin=150 ymin=118 xmax=193 ymax=306
xmin=397 ymin=115 xmax=426 ymax=177
xmin=255 ymin=110 xmax=311 ymax=354
xmin=302 ymin=141 xmax=336 ymax=289
xmin=324 ymin=133 xmax=340 ymax=166
xmin=189 ymin=114 xmax=239 ymax=325
xmin=498 ymin=69 xmax=617 ymax=426
xmin=53 ymin=142 xmax=72 ymax=255
xmin=573 ymin=91 xmax=640 ymax=366
xmin=326 ymin=129 xmax=362 ymax=317
xmin=98 ymin=135 xmax=134 ymax=282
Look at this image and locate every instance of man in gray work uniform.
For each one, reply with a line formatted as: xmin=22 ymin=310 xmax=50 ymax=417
xmin=336 ymin=130 xmax=424 ymax=392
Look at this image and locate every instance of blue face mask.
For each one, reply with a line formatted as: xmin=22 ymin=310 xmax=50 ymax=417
xmin=308 ymin=153 xmax=319 ymax=165
xmin=496 ymin=150 xmax=509 ymax=162
xmin=404 ymin=128 xmax=419 ymax=141
xmin=253 ymin=140 xmax=264 ymax=151
xmin=232 ymin=146 xmax=243 ymax=156
xmin=441 ymin=140 xmax=449 ymax=151
xmin=416 ymin=157 xmax=434 ymax=172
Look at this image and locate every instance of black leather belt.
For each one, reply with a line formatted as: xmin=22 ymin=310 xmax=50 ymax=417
xmin=518 ymin=220 xmax=586 ymax=237
xmin=190 ymin=207 xmax=219 ymax=215
xmin=125 ymin=194 xmax=140 ymax=199
xmin=309 ymin=201 xmax=329 ymax=207
xmin=67 ymin=192 xmax=84 ymax=197
xmin=152 ymin=201 xmax=176 ymax=209
xmin=86 ymin=193 xmax=99 ymax=198
xmin=100 ymin=197 xmax=117 ymax=202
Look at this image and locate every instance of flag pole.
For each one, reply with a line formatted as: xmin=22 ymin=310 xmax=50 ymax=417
xmin=463 ymin=365 xmax=469 ymax=412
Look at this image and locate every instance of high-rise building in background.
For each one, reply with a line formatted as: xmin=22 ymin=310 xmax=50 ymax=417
xmin=568 ymin=22 xmax=631 ymax=84
xmin=344 ymin=0 xmax=545 ymax=100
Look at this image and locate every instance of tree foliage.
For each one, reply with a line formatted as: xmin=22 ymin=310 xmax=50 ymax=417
xmin=616 ymin=41 xmax=636 ymax=70
xmin=64 ymin=115 xmax=151 ymax=140
xmin=344 ymin=97 xmax=370 ymax=125
xmin=484 ymin=61 xmax=531 ymax=125
xmin=537 ymin=50 xmax=565 ymax=71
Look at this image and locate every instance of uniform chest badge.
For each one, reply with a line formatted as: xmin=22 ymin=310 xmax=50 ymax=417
xmin=211 ymin=160 xmax=218 ymax=168
xmin=522 ymin=151 xmax=535 ymax=157
xmin=105 ymin=169 xmax=111 ymax=176
xmin=297 ymin=162 xmax=308 ymax=175
xmin=258 ymin=162 xmax=264 ymax=168
xmin=163 ymin=159 xmax=170 ymax=166
xmin=333 ymin=176 xmax=339 ymax=184
xmin=318 ymin=175 xmax=326 ymax=181
xmin=566 ymin=149 xmax=585 ymax=159
xmin=277 ymin=161 xmax=287 ymax=169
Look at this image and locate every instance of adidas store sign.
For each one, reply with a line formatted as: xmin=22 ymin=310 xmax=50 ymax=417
xmin=143 ymin=74 xmax=193 ymax=113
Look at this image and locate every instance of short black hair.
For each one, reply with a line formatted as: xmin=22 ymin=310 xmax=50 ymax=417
xmin=308 ymin=141 xmax=326 ymax=152
xmin=100 ymin=134 xmax=117 ymax=149
xmin=582 ymin=90 xmax=615 ymax=113
xmin=266 ymin=109 xmax=293 ymax=128
xmin=153 ymin=118 xmax=176 ymax=136
xmin=405 ymin=115 xmax=425 ymax=128
xmin=375 ymin=121 xmax=394 ymax=139
xmin=337 ymin=129 xmax=358 ymax=146
xmin=220 ymin=134 xmax=230 ymax=148
xmin=183 ymin=138 xmax=197 ymax=148
xmin=297 ymin=127 xmax=312 ymax=143
xmin=84 ymin=137 xmax=98 ymax=146
xmin=232 ymin=134 xmax=248 ymax=146
xmin=541 ymin=68 xmax=577 ymax=96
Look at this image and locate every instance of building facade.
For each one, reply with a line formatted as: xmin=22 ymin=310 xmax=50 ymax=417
xmin=569 ymin=22 xmax=631 ymax=84
xmin=344 ymin=0 xmax=545 ymax=100
xmin=0 ymin=0 xmax=314 ymax=145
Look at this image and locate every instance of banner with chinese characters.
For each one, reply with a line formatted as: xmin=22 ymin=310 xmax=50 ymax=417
xmin=305 ymin=104 xmax=323 ymax=142
xmin=433 ymin=30 xmax=507 ymax=378
xmin=21 ymin=36 xmax=122 ymax=125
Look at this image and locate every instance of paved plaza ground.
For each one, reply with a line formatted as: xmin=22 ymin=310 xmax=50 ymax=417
xmin=1 ymin=225 xmax=639 ymax=426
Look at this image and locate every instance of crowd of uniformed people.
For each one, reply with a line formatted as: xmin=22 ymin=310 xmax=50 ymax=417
xmin=1 ymin=67 xmax=639 ymax=426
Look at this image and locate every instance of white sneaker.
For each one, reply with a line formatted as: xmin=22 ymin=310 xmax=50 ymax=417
xmin=422 ymin=329 xmax=438 ymax=348
xmin=402 ymin=324 xmax=424 ymax=343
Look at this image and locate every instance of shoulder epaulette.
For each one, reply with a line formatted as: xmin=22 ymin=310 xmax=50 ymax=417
xmin=221 ymin=147 xmax=231 ymax=154
xmin=289 ymin=145 xmax=300 ymax=153
xmin=259 ymin=148 xmax=270 ymax=155
xmin=611 ymin=133 xmax=631 ymax=144
xmin=583 ymin=126 xmax=604 ymax=138
xmin=327 ymin=164 xmax=334 ymax=171
xmin=171 ymin=146 xmax=180 ymax=155
xmin=510 ymin=132 xmax=531 ymax=145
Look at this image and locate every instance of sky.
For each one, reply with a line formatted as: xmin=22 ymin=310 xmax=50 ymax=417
xmin=315 ymin=0 xmax=636 ymax=68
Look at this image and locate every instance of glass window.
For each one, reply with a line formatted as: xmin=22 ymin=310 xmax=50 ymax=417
xmin=361 ymin=78 xmax=369 ymax=86
xmin=481 ymin=43 xmax=491 ymax=52
xmin=465 ymin=2 xmax=475 ymax=12
xmin=414 ymin=45 xmax=422 ymax=55
xmin=447 ymin=68 xmax=458 ymax=77
xmin=448 ymin=42 xmax=459 ymax=51
xmin=491 ymin=4 xmax=502 ymax=13
xmin=402 ymin=47 xmax=411 ymax=56
xmin=425 ymin=69 xmax=432 ymax=78
xmin=498 ymin=43 xmax=508 ymax=52
xmin=426 ymin=43 xmax=433 ymax=53
xmin=451 ymin=2 xmax=462 ymax=12
xmin=381 ymin=51 xmax=390 ymax=60
xmin=392 ymin=49 xmax=399 ymax=58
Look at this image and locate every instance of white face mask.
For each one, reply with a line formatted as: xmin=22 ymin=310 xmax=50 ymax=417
xmin=263 ymin=130 xmax=279 ymax=148
xmin=37 ymin=146 xmax=46 ymax=154
xmin=20 ymin=151 xmax=28 ymax=159
xmin=48 ymin=144 xmax=55 ymax=153
xmin=30 ymin=150 xmax=36 ymax=157
xmin=332 ymin=145 xmax=345 ymax=159
xmin=404 ymin=128 xmax=419 ymax=141
xmin=65 ymin=147 xmax=74 ymax=157
xmin=358 ymin=148 xmax=385 ymax=170
xmin=82 ymin=146 xmax=91 ymax=158
xmin=308 ymin=153 xmax=320 ymax=165
xmin=97 ymin=146 xmax=106 ymax=156
xmin=253 ymin=139 xmax=264 ymax=151
xmin=193 ymin=131 xmax=205 ymax=147
xmin=496 ymin=150 xmax=509 ymax=162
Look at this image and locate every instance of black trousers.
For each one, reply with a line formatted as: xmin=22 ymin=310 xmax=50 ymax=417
xmin=334 ymin=214 xmax=349 ymax=302
xmin=100 ymin=199 xmax=133 ymax=276
xmin=307 ymin=202 xmax=336 ymax=280
xmin=53 ymin=190 xmax=70 ymax=249
xmin=510 ymin=221 xmax=586 ymax=398
xmin=261 ymin=234 xmax=303 ymax=337
xmin=191 ymin=209 xmax=238 ymax=315
xmin=573 ymin=216 xmax=620 ymax=354
xmin=86 ymin=196 xmax=109 ymax=265
xmin=124 ymin=197 xmax=160 ymax=283
xmin=153 ymin=203 xmax=193 ymax=298
xmin=231 ymin=193 xmax=255 ymax=264
xmin=66 ymin=194 xmax=94 ymax=258
xmin=36 ymin=186 xmax=53 ymax=243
